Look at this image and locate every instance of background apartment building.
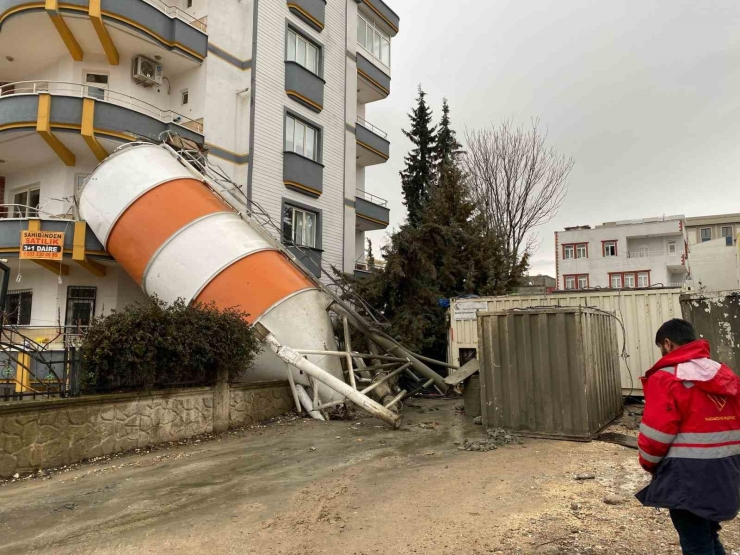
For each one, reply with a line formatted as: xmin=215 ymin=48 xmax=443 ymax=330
xmin=0 ymin=0 xmax=397 ymax=335
xmin=685 ymin=212 xmax=740 ymax=291
xmin=686 ymin=213 xmax=740 ymax=245
xmin=555 ymin=216 xmax=689 ymax=291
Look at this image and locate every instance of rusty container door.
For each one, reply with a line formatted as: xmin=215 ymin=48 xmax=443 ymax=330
xmin=477 ymin=307 xmax=622 ymax=440
xmin=681 ymin=292 xmax=740 ymax=372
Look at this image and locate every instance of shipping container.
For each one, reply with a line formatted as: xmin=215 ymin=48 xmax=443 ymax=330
xmin=477 ymin=307 xmax=623 ymax=440
xmin=448 ymin=288 xmax=684 ymax=395
xmin=681 ymin=291 xmax=740 ymax=372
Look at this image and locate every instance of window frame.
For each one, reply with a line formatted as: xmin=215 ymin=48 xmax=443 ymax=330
xmin=286 ymin=26 xmax=322 ymax=77
xmin=700 ymin=227 xmax=712 ymax=242
xmin=181 ymin=89 xmax=189 ymax=106
xmin=610 ymin=274 xmax=622 ymax=289
xmin=285 ymin=112 xmax=321 ymax=163
xmin=602 ymin=240 xmax=617 ymax=257
xmin=65 ymin=286 xmax=97 ymax=328
xmin=637 ymin=271 xmax=650 ymax=288
xmin=668 ymin=240 xmax=676 ymax=254
xmin=357 ymin=13 xmax=391 ymax=68
xmin=282 ymin=201 xmax=321 ymax=250
xmin=563 ymin=245 xmax=574 ymax=260
xmin=5 ymin=289 xmax=32 ymax=326
xmin=12 ymin=185 xmax=40 ymax=218
xmin=722 ymin=226 xmax=733 ymax=238
xmin=562 ymin=243 xmax=588 ymax=260
xmin=564 ymin=274 xmax=588 ymax=290
xmin=83 ymin=70 xmax=109 ymax=101
xmin=623 ymin=273 xmax=635 ymax=288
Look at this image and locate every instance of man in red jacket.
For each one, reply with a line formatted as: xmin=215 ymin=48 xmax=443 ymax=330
xmin=637 ymin=318 xmax=740 ymax=555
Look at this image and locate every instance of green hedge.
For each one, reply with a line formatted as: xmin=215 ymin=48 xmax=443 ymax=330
xmin=80 ymin=297 xmax=262 ymax=392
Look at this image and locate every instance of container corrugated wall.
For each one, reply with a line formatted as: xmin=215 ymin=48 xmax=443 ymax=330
xmin=449 ymin=289 xmax=683 ymax=394
xmin=477 ymin=308 xmax=622 ymax=440
xmin=681 ymin=292 xmax=740 ymax=372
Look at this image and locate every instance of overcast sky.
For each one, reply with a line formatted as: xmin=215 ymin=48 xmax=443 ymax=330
xmin=363 ymin=0 xmax=740 ymax=277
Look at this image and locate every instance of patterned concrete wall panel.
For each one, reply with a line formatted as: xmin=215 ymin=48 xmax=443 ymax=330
xmin=283 ymin=151 xmax=324 ymax=197
xmin=285 ymin=62 xmax=325 ymax=113
xmin=287 ymin=0 xmax=326 ymax=32
xmin=229 ymin=382 xmax=293 ymax=426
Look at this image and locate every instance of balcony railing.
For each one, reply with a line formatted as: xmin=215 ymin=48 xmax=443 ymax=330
xmin=0 ymin=81 xmax=203 ymax=134
xmin=627 ymin=250 xmax=680 ymax=258
xmin=357 ymin=116 xmax=387 ymax=138
xmin=356 ymin=189 xmax=388 ymax=207
xmin=144 ymin=0 xmax=207 ymax=32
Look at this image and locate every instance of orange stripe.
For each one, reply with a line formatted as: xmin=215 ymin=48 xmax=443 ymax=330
xmin=107 ymin=178 xmax=231 ymax=284
xmin=195 ymin=250 xmax=313 ymax=323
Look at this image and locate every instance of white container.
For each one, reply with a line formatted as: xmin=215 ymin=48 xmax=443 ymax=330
xmin=448 ymin=289 xmax=684 ymax=395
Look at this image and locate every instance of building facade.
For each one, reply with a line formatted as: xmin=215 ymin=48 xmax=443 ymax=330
xmin=0 ymin=0 xmax=396 ymax=338
xmin=686 ymin=213 xmax=740 ymax=246
xmin=516 ymin=274 xmax=556 ymax=295
xmin=555 ymin=216 xmax=689 ymax=291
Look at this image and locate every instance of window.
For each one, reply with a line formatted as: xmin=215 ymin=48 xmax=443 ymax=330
xmin=722 ymin=226 xmax=733 ymax=238
xmin=285 ymin=114 xmax=319 ymax=162
xmin=603 ymin=241 xmax=617 ymax=257
xmin=357 ymin=14 xmax=391 ymax=66
xmin=624 ymin=273 xmax=635 ymax=288
xmin=563 ymin=243 xmax=587 ymax=260
xmin=181 ymin=89 xmax=189 ymax=106
xmin=287 ymin=29 xmax=320 ymax=75
xmin=65 ymin=287 xmax=97 ymax=327
xmin=283 ymin=204 xmax=317 ymax=248
xmin=668 ymin=241 xmax=676 ymax=254
xmin=563 ymin=245 xmax=574 ymax=260
xmin=564 ymin=275 xmax=587 ymax=290
xmin=84 ymin=72 xmax=108 ymax=101
xmin=638 ymin=272 xmax=650 ymax=288
xmin=5 ymin=290 xmax=32 ymax=326
xmin=186 ymin=0 xmax=193 ymax=7
xmin=12 ymin=187 xmax=40 ymax=218
xmin=700 ymin=228 xmax=712 ymax=242
xmin=610 ymin=274 xmax=622 ymax=289
xmin=576 ymin=244 xmax=587 ymax=259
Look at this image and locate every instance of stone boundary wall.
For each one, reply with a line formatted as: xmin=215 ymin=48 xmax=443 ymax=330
xmin=0 ymin=381 xmax=292 ymax=478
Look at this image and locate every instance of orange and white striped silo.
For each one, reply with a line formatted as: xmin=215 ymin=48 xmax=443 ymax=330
xmin=79 ymin=143 xmax=344 ymax=401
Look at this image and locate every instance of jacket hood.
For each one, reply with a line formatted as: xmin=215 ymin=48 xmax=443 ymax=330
xmin=646 ymin=339 xmax=739 ymax=396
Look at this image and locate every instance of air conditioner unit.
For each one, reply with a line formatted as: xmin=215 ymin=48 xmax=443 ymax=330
xmin=132 ymin=56 xmax=163 ymax=87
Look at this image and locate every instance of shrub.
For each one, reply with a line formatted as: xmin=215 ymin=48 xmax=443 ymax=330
xmin=79 ymin=297 xmax=262 ymax=392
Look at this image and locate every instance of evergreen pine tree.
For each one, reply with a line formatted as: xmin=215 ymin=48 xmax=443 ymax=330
xmin=433 ymin=98 xmax=463 ymax=175
xmin=366 ymin=238 xmax=376 ymax=269
xmin=400 ymin=85 xmax=436 ymax=228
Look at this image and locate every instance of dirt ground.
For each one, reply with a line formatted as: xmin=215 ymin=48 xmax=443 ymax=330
xmin=1 ymin=398 xmax=739 ymax=555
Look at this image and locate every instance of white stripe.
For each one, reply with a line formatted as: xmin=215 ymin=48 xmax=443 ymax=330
xmin=667 ymin=443 xmax=740 ymax=460
xmin=143 ymin=212 xmax=274 ymax=305
xmin=639 ymin=447 xmax=663 ymax=463
xmin=640 ymin=423 xmax=677 ymax=444
xmin=674 ymin=431 xmax=740 ymax=444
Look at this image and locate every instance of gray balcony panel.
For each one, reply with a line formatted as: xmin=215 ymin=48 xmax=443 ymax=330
xmin=356 ymin=196 xmax=389 ymax=226
xmin=283 ymin=152 xmax=324 ymax=197
xmin=355 ymin=0 xmax=399 ymax=35
xmin=0 ymin=95 xmax=38 ymax=130
xmin=354 ymin=268 xmax=372 ymax=279
xmin=0 ymin=219 xmax=105 ymax=253
xmin=288 ymin=246 xmax=322 ymax=277
xmin=287 ymin=0 xmax=326 ymax=32
xmin=94 ymin=102 xmax=204 ymax=143
xmin=285 ymin=62 xmax=325 ymax=113
xmin=356 ymin=53 xmax=390 ymax=96
xmin=49 ymin=96 xmax=83 ymax=126
xmin=101 ymin=0 xmax=207 ymax=60
xmin=356 ymin=123 xmax=389 ymax=160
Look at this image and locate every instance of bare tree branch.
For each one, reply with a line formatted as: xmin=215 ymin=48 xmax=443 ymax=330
xmin=462 ymin=119 xmax=573 ymax=266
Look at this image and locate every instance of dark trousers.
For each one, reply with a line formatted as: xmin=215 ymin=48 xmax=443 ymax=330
xmin=670 ymin=509 xmax=726 ymax=555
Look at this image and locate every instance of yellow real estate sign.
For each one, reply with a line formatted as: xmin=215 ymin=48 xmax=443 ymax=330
xmin=20 ymin=231 xmax=65 ymax=261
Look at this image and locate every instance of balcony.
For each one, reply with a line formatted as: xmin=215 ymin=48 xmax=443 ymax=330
xmin=357 ymin=53 xmax=391 ymax=104
xmin=627 ymin=250 xmax=688 ymax=274
xmin=286 ymin=0 xmax=326 ymax=32
xmin=284 ymin=152 xmax=324 ymax=198
xmin=0 ymin=0 xmax=207 ymax=82
xmin=355 ymin=190 xmax=389 ymax=231
xmin=0 ymin=81 xmax=203 ymax=174
xmin=285 ymin=62 xmax=325 ymax=113
xmin=357 ymin=0 xmax=400 ymax=36
xmin=356 ymin=116 xmax=389 ymax=166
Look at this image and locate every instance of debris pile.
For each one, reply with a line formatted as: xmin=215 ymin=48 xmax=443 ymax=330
xmin=456 ymin=428 xmax=522 ymax=452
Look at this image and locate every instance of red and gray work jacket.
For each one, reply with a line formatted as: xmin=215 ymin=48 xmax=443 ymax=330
xmin=636 ymin=339 xmax=740 ymax=522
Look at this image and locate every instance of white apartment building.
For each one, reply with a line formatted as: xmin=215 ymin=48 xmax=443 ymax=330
xmin=686 ymin=213 xmax=740 ymax=246
xmin=0 ymin=0 xmax=396 ymax=336
xmin=555 ymin=216 xmax=689 ymax=291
